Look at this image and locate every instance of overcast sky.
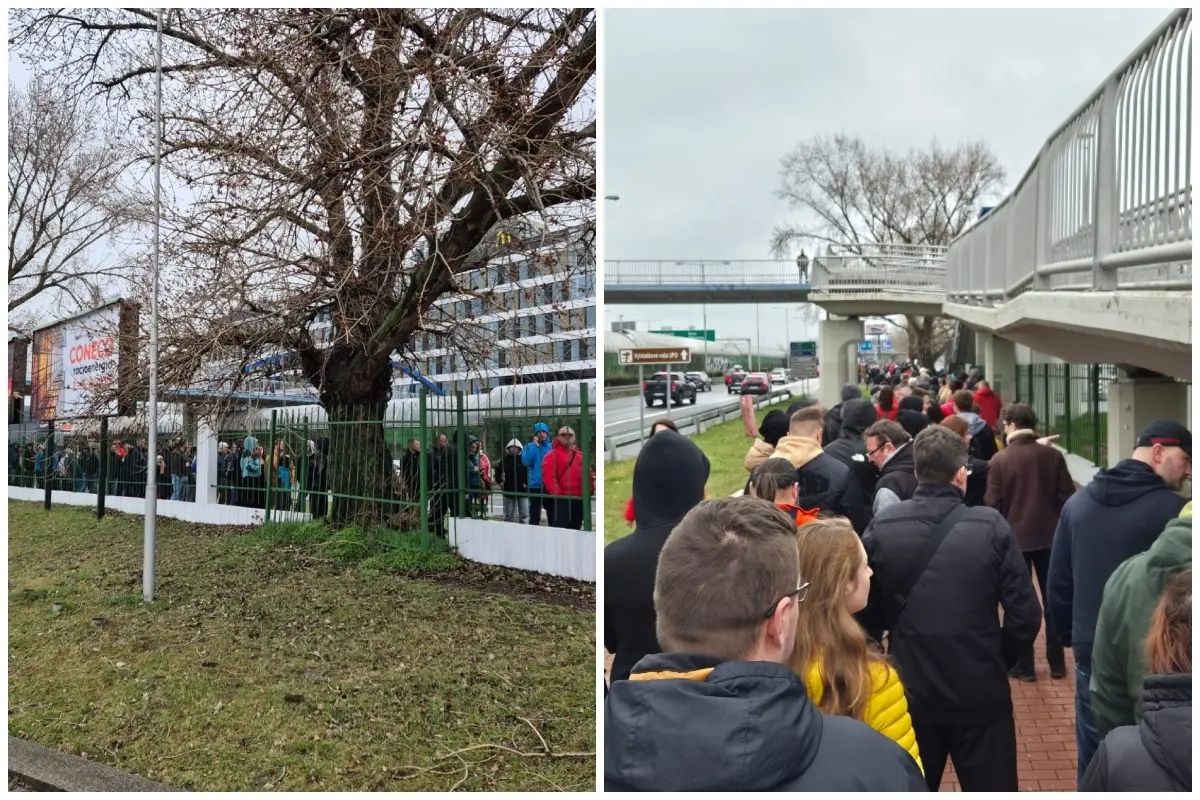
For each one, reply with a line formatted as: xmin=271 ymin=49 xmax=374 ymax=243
xmin=602 ymin=8 xmax=1172 ymax=353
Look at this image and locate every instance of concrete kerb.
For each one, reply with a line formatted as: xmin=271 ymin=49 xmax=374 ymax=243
xmin=9 ymin=735 xmax=169 ymax=792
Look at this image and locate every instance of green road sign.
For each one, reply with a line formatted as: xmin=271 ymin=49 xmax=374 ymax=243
xmin=650 ymin=329 xmax=716 ymax=342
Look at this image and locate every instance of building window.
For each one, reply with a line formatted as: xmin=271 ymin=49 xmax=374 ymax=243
xmin=585 ymin=305 xmax=595 ymax=327
xmin=553 ymin=340 xmax=565 ymax=362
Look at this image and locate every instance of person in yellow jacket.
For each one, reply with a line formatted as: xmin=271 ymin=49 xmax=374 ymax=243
xmin=791 ymin=517 xmax=923 ymax=773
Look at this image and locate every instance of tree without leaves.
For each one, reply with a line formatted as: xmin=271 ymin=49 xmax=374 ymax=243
xmin=8 ymin=73 xmax=142 ymax=319
xmin=11 ymin=8 xmax=596 ymax=524
xmin=770 ymin=134 xmax=1004 ymax=365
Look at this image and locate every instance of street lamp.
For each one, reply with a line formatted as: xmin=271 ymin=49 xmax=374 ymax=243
xmin=796 ymin=250 xmax=809 ymax=283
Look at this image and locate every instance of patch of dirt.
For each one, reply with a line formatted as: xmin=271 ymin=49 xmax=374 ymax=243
xmin=422 ymin=562 xmax=595 ymax=612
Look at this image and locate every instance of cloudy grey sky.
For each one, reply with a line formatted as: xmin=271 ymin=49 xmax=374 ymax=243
xmin=603 ymin=8 xmax=1172 ymax=352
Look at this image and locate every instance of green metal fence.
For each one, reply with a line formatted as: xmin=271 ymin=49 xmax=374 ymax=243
xmin=214 ymin=385 xmax=596 ymax=546
xmin=1015 ymin=364 xmax=1117 ymax=467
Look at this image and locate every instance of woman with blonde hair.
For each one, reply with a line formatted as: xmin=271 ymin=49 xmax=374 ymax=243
xmin=791 ymin=517 xmax=923 ymax=771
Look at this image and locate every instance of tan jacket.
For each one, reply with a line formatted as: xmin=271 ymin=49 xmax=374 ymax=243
xmin=744 ymin=439 xmax=776 ymax=473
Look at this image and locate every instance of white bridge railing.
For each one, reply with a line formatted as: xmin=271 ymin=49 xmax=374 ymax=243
xmin=947 ymin=8 xmax=1192 ymax=304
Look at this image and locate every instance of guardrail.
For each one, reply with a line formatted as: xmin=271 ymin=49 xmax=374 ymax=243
xmin=604 ymin=384 xmax=640 ymax=400
xmin=947 ymin=8 xmax=1192 ymax=304
xmin=603 ymin=382 xmax=809 ymax=462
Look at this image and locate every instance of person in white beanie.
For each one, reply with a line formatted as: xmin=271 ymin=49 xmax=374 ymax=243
xmin=496 ymin=438 xmax=529 ymax=523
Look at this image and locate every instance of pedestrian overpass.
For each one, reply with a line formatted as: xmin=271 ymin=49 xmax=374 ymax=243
xmin=605 ymin=9 xmax=1191 ymax=463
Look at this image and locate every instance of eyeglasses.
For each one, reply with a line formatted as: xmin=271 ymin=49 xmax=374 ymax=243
xmin=866 ymin=443 xmax=888 ymax=459
xmin=762 ymin=581 xmax=810 ymax=619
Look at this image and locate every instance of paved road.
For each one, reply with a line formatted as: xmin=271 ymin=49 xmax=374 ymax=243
xmin=605 ymin=379 xmax=819 ymax=461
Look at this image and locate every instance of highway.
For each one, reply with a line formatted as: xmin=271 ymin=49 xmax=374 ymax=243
xmin=605 ymin=378 xmax=819 ymax=461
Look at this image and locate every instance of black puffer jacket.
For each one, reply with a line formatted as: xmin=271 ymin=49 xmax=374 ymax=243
xmin=823 ymin=399 xmax=880 ymax=503
xmin=605 ymin=653 xmax=927 ymax=791
xmin=1083 ymin=673 xmax=1190 ymax=791
xmin=770 ymin=436 xmax=870 ymax=534
xmin=604 ymin=432 xmax=710 ymax=684
xmin=858 ymin=482 xmax=1042 ymax=726
xmin=872 ymin=442 xmax=917 ymax=514
xmin=821 ymin=383 xmax=863 ymax=445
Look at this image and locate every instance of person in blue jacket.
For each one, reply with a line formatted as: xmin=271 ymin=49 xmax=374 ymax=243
xmin=1047 ymin=419 xmax=1190 ymax=787
xmin=522 ymin=422 xmax=554 ymax=526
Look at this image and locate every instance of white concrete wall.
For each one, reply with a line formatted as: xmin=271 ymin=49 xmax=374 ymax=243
xmin=9 ymin=486 xmax=266 ymax=525
xmin=451 ymin=517 xmax=596 ymax=582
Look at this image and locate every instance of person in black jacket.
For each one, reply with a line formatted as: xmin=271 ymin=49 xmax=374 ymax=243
xmin=1049 ymin=420 xmax=1190 ymax=785
xmin=399 ymin=437 xmax=422 ymax=498
xmin=864 ymin=419 xmax=916 ymax=515
xmin=604 ymin=429 xmax=709 ymax=686
xmin=605 ymin=496 xmax=926 ymax=792
xmin=858 ymin=424 xmax=1041 ymax=792
xmin=496 ymin=438 xmax=529 ymax=523
xmin=896 ymin=395 xmax=931 ymax=439
xmin=821 ymin=383 xmax=863 ymax=446
xmin=1083 ymin=568 xmax=1190 ymax=792
xmin=427 ymin=433 xmax=457 ymax=535
xmin=823 ymin=398 xmax=880 ymax=503
xmin=769 ymin=405 xmax=870 ymax=534
xmin=952 ymin=390 xmax=999 ymax=461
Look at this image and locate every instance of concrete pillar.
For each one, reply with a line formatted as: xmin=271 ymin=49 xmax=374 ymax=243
xmin=976 ymin=331 xmax=1019 ymax=405
xmin=196 ymin=418 xmax=219 ymax=506
xmin=1106 ymin=377 xmax=1190 ymax=468
xmin=818 ymin=316 xmax=862 ymax=409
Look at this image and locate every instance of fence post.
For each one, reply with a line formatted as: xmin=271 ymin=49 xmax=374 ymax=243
xmin=579 ymin=382 xmax=592 ymax=532
xmin=43 ymin=420 xmax=55 ymax=511
xmin=1090 ymin=365 xmax=1101 ymax=466
xmin=455 ymin=390 xmax=467 ymax=520
xmin=418 ymin=389 xmax=429 ymax=550
xmin=1043 ymin=365 xmax=1051 ymax=431
xmin=265 ymin=409 xmax=277 ymax=524
xmin=301 ymin=417 xmax=310 ymax=514
xmin=1063 ymin=365 xmax=1073 ymax=454
xmin=97 ymin=417 xmax=109 ymax=519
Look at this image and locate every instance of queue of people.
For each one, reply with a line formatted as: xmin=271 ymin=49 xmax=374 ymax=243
xmin=604 ymin=390 xmax=1192 ymax=793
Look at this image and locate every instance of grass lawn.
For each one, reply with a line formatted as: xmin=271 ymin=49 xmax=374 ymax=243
xmin=8 ymin=503 xmax=595 ymax=791
xmin=603 ymin=397 xmax=798 ymax=544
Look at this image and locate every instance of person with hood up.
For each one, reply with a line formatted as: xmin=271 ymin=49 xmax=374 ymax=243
xmin=1048 ymin=419 xmax=1190 ymax=785
xmin=972 ymin=380 xmax=1002 ymax=429
xmin=952 ymin=389 xmax=999 ymax=461
xmin=863 ymin=420 xmax=916 ymax=515
xmin=1090 ymin=503 xmax=1191 ymax=740
xmin=1083 ymin=568 xmax=1191 ymax=792
xmin=604 ymin=497 xmax=927 ymax=791
xmin=240 ymin=436 xmax=264 ymax=508
xmin=822 ymin=397 xmax=880 ymax=508
xmin=822 ymin=383 xmax=863 ymax=445
xmin=895 ymin=395 xmax=931 ymax=440
xmin=768 ymin=405 xmax=870 ymax=534
xmin=496 ymin=439 xmax=529 ymax=523
xmin=522 ymin=422 xmax=554 ymax=526
xmin=604 ymin=429 xmax=710 ymax=685
xmin=744 ymin=409 xmax=789 ymax=474
xmin=623 ymin=419 xmax=678 ymax=526
xmin=747 ymin=457 xmax=821 ymax=527
xmin=541 ymin=426 xmax=591 ymax=530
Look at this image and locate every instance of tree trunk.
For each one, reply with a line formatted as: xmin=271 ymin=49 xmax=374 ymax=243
xmin=319 ymin=359 xmax=399 ymax=528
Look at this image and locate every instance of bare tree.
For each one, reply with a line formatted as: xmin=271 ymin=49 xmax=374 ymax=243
xmin=770 ymin=134 xmax=1004 ymax=365
xmin=11 ymin=8 xmax=596 ymax=523
xmin=8 ymin=73 xmax=139 ymax=317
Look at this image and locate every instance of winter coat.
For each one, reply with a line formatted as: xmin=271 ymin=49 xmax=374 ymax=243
xmin=958 ymin=412 xmax=999 ymax=461
xmin=1090 ymin=508 xmax=1191 ymax=738
xmin=875 ymin=403 xmax=899 ymax=422
xmin=428 ymin=444 xmax=456 ymax=490
xmin=169 ymin=448 xmax=187 ymax=477
xmin=858 ymin=482 xmax=1042 ymax=725
xmin=984 ymin=431 xmax=1077 ymax=552
xmin=400 ymin=448 xmax=421 ymax=491
xmin=895 ymin=409 xmax=929 ymax=440
xmin=605 ymin=653 xmax=927 ymax=791
xmin=1082 ymin=673 xmax=1191 ymax=792
xmin=1047 ymin=459 xmax=1187 ymax=665
xmin=801 ymin=659 xmax=923 ymax=773
xmin=521 ymin=423 xmax=553 ymax=488
xmin=240 ymin=436 xmax=262 ymax=478
xmin=770 ymin=435 xmax=871 ymax=535
xmin=498 ymin=447 xmax=528 ymax=494
xmin=743 ymin=438 xmax=776 ymax=473
xmin=604 ymin=431 xmax=710 ymax=684
xmin=872 ymin=442 xmax=917 ymax=515
xmin=973 ymin=385 xmax=1002 ymax=429
xmin=823 ymin=399 xmax=880 ymax=503
xmin=542 ymin=440 xmax=587 ymax=498
xmin=778 ymin=503 xmax=822 ymax=527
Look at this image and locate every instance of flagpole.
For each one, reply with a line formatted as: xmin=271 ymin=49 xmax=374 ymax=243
xmin=143 ymin=8 xmax=163 ymax=603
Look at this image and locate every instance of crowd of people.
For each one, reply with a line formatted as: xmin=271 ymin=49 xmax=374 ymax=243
xmin=9 ymin=436 xmax=201 ymax=501
xmin=605 ymin=363 xmax=1191 ymax=792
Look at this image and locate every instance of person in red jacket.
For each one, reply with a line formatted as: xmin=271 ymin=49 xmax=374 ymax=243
xmin=875 ymin=385 xmax=899 ymax=422
xmin=973 ymin=380 xmax=1002 ymax=430
xmin=542 ymin=426 xmax=594 ymax=530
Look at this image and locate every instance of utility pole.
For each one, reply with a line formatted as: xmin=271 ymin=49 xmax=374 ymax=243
xmin=143 ymin=8 xmax=164 ymax=603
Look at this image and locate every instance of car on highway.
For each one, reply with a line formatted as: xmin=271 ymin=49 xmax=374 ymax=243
xmin=684 ymin=371 xmax=713 ymax=392
xmin=724 ymin=368 xmax=747 ymax=393
xmin=644 ymin=371 xmax=698 ymax=407
xmin=769 ymin=368 xmax=788 ymax=385
xmin=741 ymin=372 xmax=771 ymax=395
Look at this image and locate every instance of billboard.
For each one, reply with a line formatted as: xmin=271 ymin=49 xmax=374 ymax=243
xmin=30 ymin=300 xmax=139 ymax=421
xmin=864 ymin=321 xmax=888 ymax=335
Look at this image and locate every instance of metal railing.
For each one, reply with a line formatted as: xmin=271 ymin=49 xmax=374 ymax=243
xmin=948 ymin=8 xmax=1192 ymax=304
xmin=605 ymin=259 xmax=807 ymax=286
